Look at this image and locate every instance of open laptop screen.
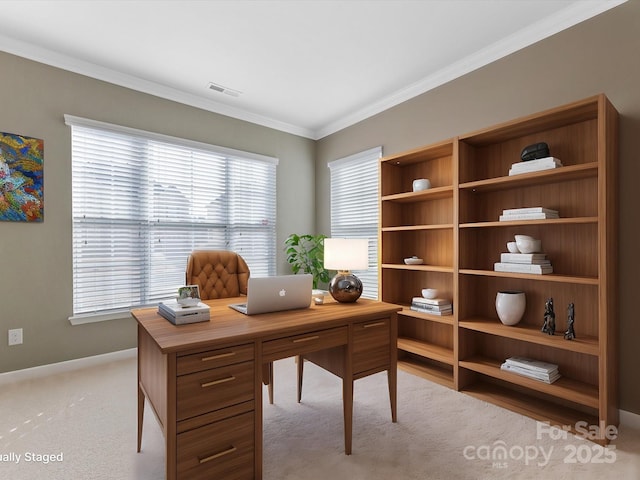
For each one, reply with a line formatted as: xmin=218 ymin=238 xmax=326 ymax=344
xmin=228 ymin=274 xmax=312 ymax=315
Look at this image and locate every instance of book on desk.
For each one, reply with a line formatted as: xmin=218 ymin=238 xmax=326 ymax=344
xmin=158 ymin=299 xmax=210 ymax=324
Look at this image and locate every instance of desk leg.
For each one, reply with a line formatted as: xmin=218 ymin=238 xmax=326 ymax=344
xmin=389 ymin=313 xmax=398 ymax=423
xmin=137 ymin=383 xmax=145 ymax=452
xmin=267 ymin=362 xmax=274 ymax=405
xmin=343 ymin=342 xmax=353 ymax=455
xmin=343 ymin=377 xmax=353 ymax=455
xmin=297 ymin=355 xmax=304 ymax=403
xmin=388 ymin=369 xmax=397 ymax=423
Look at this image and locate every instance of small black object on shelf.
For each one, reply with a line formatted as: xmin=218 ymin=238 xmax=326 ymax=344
xmin=564 ymin=302 xmax=576 ymax=340
xmin=541 ymin=297 xmax=556 ymax=335
xmin=521 ymin=142 xmax=550 ymax=162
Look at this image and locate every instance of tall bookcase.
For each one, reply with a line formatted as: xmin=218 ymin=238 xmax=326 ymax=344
xmin=379 ymin=94 xmax=618 ymax=441
xmin=379 ymin=139 xmax=457 ymax=388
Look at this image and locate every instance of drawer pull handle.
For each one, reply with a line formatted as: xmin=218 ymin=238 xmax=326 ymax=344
xmin=201 ymin=376 xmax=236 ymax=388
xmin=363 ymin=321 xmax=386 ymax=329
xmin=293 ymin=335 xmax=320 ymax=343
xmin=199 ymin=446 xmax=237 ymax=464
xmin=201 ymin=352 xmax=236 ymax=362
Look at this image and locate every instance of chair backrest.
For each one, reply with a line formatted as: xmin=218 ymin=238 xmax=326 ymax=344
xmin=185 ymin=250 xmax=250 ymax=300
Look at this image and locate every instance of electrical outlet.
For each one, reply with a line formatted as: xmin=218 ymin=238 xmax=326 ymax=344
xmin=8 ymin=328 xmax=23 ymax=346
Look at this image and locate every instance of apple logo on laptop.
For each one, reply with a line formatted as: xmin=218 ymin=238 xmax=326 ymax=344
xmin=279 ymin=289 xmax=286 ymax=297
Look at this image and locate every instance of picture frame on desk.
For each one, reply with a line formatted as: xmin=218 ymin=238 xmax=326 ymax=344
xmin=178 ymin=284 xmax=200 ymax=301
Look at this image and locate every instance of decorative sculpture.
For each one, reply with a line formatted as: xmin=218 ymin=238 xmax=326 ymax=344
xmin=541 ymin=297 xmax=556 ymax=335
xmin=564 ymin=302 xmax=576 ymax=340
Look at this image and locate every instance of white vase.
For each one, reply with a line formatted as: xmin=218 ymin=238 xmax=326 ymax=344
xmin=495 ymin=290 xmax=526 ymax=326
xmin=412 ymin=178 xmax=431 ymax=191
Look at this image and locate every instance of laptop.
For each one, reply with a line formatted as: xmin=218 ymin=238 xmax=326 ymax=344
xmin=228 ymin=274 xmax=313 ymax=315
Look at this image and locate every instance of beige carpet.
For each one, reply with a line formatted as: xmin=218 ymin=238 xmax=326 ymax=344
xmin=1 ymin=355 xmax=638 ymax=479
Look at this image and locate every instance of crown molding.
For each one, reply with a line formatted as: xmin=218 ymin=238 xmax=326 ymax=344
xmin=0 ymin=1 xmax=626 ymax=141
xmin=0 ymin=33 xmax=315 ymax=139
xmin=314 ymin=0 xmax=627 ymax=139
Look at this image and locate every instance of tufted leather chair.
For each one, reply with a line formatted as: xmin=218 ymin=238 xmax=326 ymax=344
xmin=185 ymin=250 xmax=275 ymax=403
xmin=186 ymin=250 xmax=250 ymax=300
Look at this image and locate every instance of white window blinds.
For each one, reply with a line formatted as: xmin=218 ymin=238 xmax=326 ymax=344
xmin=66 ymin=115 xmax=277 ymax=320
xmin=329 ymin=147 xmax=381 ymax=299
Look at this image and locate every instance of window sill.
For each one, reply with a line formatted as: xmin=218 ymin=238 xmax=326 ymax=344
xmin=68 ymin=310 xmax=133 ymax=325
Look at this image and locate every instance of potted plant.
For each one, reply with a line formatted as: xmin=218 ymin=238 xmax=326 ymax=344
xmin=284 ymin=233 xmax=331 ymax=290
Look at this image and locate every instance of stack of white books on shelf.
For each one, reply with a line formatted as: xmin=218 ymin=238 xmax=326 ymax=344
xmin=509 ymin=157 xmax=563 ymax=176
xmin=494 ymin=253 xmax=553 ymax=275
xmin=499 ymin=206 xmax=559 ymax=221
xmin=158 ymin=299 xmax=210 ymax=325
xmin=500 ymin=356 xmax=561 ymax=384
xmin=410 ymin=297 xmax=453 ymax=315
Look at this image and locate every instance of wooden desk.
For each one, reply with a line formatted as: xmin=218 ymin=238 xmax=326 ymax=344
xmin=132 ymin=298 xmax=400 ymax=480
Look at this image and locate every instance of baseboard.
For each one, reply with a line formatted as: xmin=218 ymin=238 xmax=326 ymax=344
xmin=0 ymin=348 xmax=137 ymax=386
xmin=620 ymin=409 xmax=640 ymax=430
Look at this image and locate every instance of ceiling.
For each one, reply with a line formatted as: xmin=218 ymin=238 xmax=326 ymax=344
xmin=0 ymin=1 xmax=626 ymax=139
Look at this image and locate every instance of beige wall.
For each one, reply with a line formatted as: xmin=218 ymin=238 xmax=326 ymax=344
xmin=0 ymin=51 xmax=316 ymax=373
xmin=317 ymin=1 xmax=640 ymax=414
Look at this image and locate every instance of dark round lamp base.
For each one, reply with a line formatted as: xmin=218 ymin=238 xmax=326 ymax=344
xmin=329 ymin=273 xmax=363 ymax=303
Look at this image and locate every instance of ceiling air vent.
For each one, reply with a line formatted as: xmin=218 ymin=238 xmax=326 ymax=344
xmin=207 ymin=82 xmax=241 ymax=97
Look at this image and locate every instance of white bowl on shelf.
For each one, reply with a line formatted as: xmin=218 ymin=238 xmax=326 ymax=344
xmin=404 ymin=256 xmax=424 ymax=265
xmin=412 ymin=178 xmax=431 ymax=192
xmin=506 ymin=241 xmax=520 ymax=253
xmin=514 ymin=235 xmax=541 ymax=254
xmin=421 ymin=288 xmax=438 ymax=299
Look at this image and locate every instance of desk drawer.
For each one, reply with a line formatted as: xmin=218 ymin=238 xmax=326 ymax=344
xmin=353 ymin=318 xmax=390 ymax=374
xmin=177 ymin=361 xmax=254 ymax=421
xmin=262 ymin=326 xmax=348 ymax=362
xmin=177 ymin=343 xmax=254 ymax=376
xmin=177 ymin=411 xmax=254 ymax=480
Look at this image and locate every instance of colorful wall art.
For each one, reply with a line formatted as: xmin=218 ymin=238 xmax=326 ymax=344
xmin=0 ymin=132 xmax=44 ymax=222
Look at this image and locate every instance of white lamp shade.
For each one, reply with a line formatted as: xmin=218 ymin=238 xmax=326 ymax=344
xmin=324 ymin=238 xmax=369 ymax=271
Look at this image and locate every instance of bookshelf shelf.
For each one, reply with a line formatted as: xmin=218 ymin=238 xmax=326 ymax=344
xmin=459 ymin=356 xmax=599 ymax=408
xmin=459 ymin=269 xmax=599 ymax=285
xmin=398 ymin=337 xmax=454 ymax=365
xmin=398 ymin=308 xmax=455 ymax=325
xmin=382 ymin=264 xmax=454 ymax=273
xmin=382 ymin=224 xmax=454 ymax=232
xmin=459 ymin=162 xmax=598 ymax=192
xmin=458 ymin=317 xmax=598 ymax=356
xmin=460 ymin=217 xmax=598 ymax=228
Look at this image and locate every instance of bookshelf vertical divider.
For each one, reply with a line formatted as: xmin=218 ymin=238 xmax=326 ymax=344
xmin=379 ymin=94 xmax=618 ymax=443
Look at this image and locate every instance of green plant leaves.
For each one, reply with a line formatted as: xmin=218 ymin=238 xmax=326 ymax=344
xmin=283 ymin=233 xmax=330 ymax=289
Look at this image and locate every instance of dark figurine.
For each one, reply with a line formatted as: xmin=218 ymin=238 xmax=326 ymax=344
xmin=564 ymin=302 xmax=576 ymax=340
xmin=521 ymin=142 xmax=550 ymax=161
xmin=542 ymin=297 xmax=556 ymax=335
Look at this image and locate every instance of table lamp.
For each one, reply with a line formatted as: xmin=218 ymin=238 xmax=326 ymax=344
xmin=323 ymin=238 xmax=369 ymax=303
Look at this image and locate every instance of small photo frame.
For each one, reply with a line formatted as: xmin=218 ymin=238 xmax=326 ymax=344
xmin=177 ymin=285 xmax=201 ymax=306
xmin=178 ymin=285 xmax=200 ymax=300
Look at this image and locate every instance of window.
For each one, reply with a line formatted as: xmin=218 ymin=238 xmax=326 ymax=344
xmin=329 ymin=147 xmax=381 ymax=299
xmin=66 ymin=115 xmax=277 ymax=322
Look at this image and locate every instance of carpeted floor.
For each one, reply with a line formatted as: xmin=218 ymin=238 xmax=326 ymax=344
xmin=1 ymin=355 xmax=638 ymax=479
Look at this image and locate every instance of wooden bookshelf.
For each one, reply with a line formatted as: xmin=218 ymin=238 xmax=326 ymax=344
xmin=379 ymin=94 xmax=618 ymax=443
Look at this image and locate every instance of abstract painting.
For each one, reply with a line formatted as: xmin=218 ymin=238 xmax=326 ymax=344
xmin=0 ymin=132 xmax=44 ymax=222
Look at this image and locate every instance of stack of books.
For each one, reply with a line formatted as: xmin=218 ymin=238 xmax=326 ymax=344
xmin=509 ymin=157 xmax=563 ymax=176
xmin=410 ymin=297 xmax=452 ymax=315
xmin=500 ymin=356 xmax=561 ymax=384
xmin=499 ymin=206 xmax=559 ymax=221
xmin=494 ymin=252 xmax=553 ymax=274
xmin=158 ymin=299 xmax=210 ymax=325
